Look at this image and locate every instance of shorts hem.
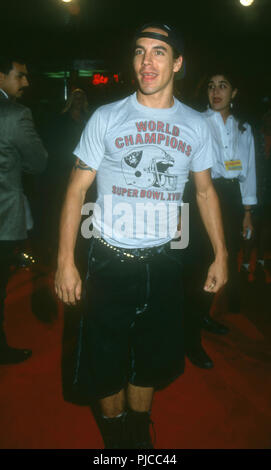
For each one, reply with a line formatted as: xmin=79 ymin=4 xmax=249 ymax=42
xmin=128 ymin=367 xmax=185 ymax=390
xmin=91 ymin=380 xmax=128 ymax=400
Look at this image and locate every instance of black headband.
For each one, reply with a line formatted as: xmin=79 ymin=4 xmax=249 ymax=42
xmin=134 ymin=23 xmax=184 ymax=56
xmin=135 ymin=32 xmax=181 ymax=54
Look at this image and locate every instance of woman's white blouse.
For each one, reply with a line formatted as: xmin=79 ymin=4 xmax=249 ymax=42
xmin=203 ymin=109 xmax=257 ymax=205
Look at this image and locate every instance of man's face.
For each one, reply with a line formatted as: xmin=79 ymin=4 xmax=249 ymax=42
xmin=0 ymin=62 xmax=29 ymax=99
xmin=207 ymin=75 xmax=237 ymax=113
xmin=133 ymin=28 xmax=182 ymax=98
xmin=72 ymin=91 xmax=86 ymax=110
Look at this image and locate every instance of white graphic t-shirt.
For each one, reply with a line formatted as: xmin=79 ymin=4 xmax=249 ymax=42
xmin=74 ymin=93 xmax=213 ymax=248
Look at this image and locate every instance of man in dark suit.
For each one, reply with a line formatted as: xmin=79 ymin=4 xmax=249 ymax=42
xmin=0 ymin=57 xmax=48 ymax=364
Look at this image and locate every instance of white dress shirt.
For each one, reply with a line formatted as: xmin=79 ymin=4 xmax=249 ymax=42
xmin=203 ymin=108 xmax=257 ymax=205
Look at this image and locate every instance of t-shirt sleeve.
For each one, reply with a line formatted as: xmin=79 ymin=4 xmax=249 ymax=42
xmin=73 ymin=108 xmax=106 ymax=170
xmin=190 ymin=117 xmax=214 ymax=172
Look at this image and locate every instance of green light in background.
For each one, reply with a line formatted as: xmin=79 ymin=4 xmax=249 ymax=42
xmin=78 ymin=69 xmax=107 ymax=77
xmin=43 ymin=70 xmax=107 ymax=79
xmin=78 ymin=71 xmax=92 ymax=77
xmin=44 ymin=72 xmax=71 ymax=79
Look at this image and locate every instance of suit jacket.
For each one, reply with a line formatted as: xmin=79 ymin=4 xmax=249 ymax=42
xmin=0 ymin=90 xmax=48 ymax=240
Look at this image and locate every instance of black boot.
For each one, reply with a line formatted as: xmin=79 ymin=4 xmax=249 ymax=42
xmin=126 ymin=409 xmax=154 ymax=449
xmin=0 ymin=346 xmax=32 ymax=365
xmin=186 ymin=343 xmax=214 ymax=369
xmin=99 ymin=413 xmax=127 ymax=449
xmin=0 ymin=290 xmax=32 ymax=365
xmin=201 ymin=314 xmax=229 ymax=335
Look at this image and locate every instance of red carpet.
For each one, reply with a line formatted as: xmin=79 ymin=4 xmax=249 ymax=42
xmin=0 ymin=264 xmax=271 ymax=449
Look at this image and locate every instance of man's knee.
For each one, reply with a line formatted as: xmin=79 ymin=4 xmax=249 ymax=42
xmin=99 ymin=389 xmax=125 ymax=418
xmin=127 ymin=383 xmax=154 ymax=413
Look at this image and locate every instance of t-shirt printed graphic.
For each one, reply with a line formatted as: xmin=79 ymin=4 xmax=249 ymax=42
xmin=74 ymin=93 xmax=213 ymax=248
xmin=122 ymin=146 xmax=177 ymax=191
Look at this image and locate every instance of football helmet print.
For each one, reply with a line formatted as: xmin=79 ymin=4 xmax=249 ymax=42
xmin=122 ymin=146 xmax=178 ymax=190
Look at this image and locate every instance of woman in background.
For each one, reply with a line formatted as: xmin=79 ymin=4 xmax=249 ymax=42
xmin=183 ymin=70 xmax=257 ymax=369
xmin=204 ymin=70 xmax=257 ymax=310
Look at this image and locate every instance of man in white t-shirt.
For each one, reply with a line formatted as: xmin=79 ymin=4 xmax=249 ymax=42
xmin=55 ymin=22 xmax=228 ymax=449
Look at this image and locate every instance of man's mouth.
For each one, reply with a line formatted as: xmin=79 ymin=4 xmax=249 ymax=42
xmin=141 ymin=72 xmax=158 ymax=82
xmin=213 ymin=98 xmax=222 ymax=104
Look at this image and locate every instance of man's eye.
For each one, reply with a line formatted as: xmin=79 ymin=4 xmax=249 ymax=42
xmin=155 ymin=50 xmax=164 ymax=55
xmin=208 ymin=85 xmax=215 ymax=90
xmin=135 ymin=49 xmax=143 ymax=55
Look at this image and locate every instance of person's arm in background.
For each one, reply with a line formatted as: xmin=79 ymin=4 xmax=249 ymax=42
xmin=193 ymin=168 xmax=228 ymax=293
xmin=239 ymin=127 xmax=257 ymax=239
xmin=14 ymin=107 xmax=48 ymax=173
xmin=54 ymin=159 xmax=96 ymax=305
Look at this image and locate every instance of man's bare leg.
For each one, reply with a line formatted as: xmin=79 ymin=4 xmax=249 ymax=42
xmin=99 ymin=389 xmax=125 ymax=417
xmin=127 ymin=383 xmax=154 ymax=411
xmin=98 ymin=389 xmax=126 ymax=448
xmin=98 ymin=386 xmax=154 ymax=448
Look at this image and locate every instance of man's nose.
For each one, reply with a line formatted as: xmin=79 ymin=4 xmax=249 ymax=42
xmin=142 ymin=51 xmax=152 ymax=65
xmin=23 ymin=76 xmax=29 ymax=87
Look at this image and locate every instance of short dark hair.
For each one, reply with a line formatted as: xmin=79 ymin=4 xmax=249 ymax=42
xmin=0 ymin=57 xmax=26 ymax=75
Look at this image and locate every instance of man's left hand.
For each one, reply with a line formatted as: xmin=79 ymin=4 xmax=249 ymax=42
xmin=204 ymin=254 xmax=228 ymax=293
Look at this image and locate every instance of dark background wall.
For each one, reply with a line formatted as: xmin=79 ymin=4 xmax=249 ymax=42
xmin=1 ymin=0 xmax=270 ymax=120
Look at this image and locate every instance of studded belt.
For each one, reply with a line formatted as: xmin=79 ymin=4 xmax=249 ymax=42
xmin=96 ymin=237 xmax=169 ymax=261
xmin=214 ymin=177 xmax=239 ymax=185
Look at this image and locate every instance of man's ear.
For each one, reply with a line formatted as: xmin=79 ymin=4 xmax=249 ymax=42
xmin=0 ymin=71 xmax=6 ymax=84
xmin=173 ymin=55 xmax=183 ymax=73
xmin=232 ymin=88 xmax=238 ymax=100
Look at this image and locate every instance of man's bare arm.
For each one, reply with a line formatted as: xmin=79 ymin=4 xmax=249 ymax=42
xmin=55 ymin=158 xmax=96 ymax=305
xmin=74 ymin=158 xmax=96 ymax=171
xmin=193 ymin=169 xmax=228 ymax=293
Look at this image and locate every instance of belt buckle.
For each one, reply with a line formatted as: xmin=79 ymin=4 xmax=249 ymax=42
xmin=98 ymin=237 xmax=164 ymax=262
xmin=123 ymin=247 xmax=149 ymax=262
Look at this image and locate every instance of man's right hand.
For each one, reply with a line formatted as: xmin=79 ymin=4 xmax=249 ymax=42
xmin=53 ymin=161 xmax=96 ymax=306
xmin=55 ymin=264 xmax=82 ymax=306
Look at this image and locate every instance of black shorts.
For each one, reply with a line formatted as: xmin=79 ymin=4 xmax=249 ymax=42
xmin=73 ymin=238 xmax=185 ymax=399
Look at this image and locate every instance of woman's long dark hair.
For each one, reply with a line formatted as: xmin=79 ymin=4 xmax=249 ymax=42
xmin=203 ymin=68 xmax=247 ymax=133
